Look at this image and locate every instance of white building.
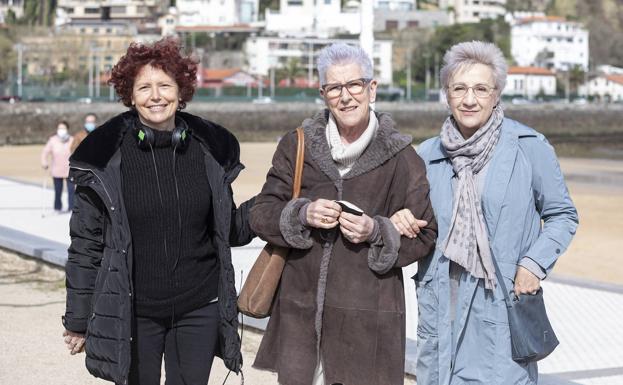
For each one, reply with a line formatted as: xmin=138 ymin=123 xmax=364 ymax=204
xmin=245 ymin=36 xmax=393 ymax=85
xmin=596 ymin=65 xmax=623 ymax=76
xmin=57 ymin=0 xmax=167 ymax=21
xmin=264 ymin=0 xmax=361 ymax=37
xmin=176 ymin=0 xmax=259 ymax=26
xmin=579 ymin=75 xmax=623 ymax=103
xmin=438 ymin=0 xmax=506 ymax=24
xmin=0 ymin=0 xmax=23 ymax=23
xmin=374 ymin=0 xmax=415 ymax=11
xmin=511 ymin=16 xmax=589 ymax=71
xmin=503 ymin=66 xmax=557 ymax=99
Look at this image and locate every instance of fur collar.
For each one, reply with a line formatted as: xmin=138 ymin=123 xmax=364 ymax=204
xmin=70 ymin=110 xmax=240 ymax=171
xmin=302 ymin=109 xmax=412 ymax=181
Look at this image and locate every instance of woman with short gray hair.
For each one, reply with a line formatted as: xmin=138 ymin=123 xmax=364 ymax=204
xmin=391 ymin=40 xmax=578 ymax=384
xmin=250 ymin=42 xmax=437 ymax=384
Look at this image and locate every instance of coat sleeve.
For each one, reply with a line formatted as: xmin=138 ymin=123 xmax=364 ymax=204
xmin=40 ymin=138 xmax=52 ymax=168
xmin=63 ymin=186 xmax=106 ymax=333
xmin=250 ymin=131 xmax=303 ymax=248
xmin=229 ymin=192 xmax=256 ymax=247
xmin=521 ymin=136 xmax=579 ymax=273
xmin=368 ymin=148 xmax=438 ymax=271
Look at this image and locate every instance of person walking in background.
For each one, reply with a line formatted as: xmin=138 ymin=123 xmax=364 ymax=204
xmin=391 ymin=41 xmax=578 ymax=385
xmin=250 ymin=43 xmax=437 ymax=385
xmin=62 ymin=37 xmax=254 ymax=384
xmin=70 ymin=112 xmax=97 ymax=153
xmin=40 ymin=120 xmax=74 ymax=212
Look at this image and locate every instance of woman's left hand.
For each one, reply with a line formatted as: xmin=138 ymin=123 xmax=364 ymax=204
xmin=513 ymin=266 xmax=541 ymax=297
xmin=338 ymin=212 xmax=375 ymax=244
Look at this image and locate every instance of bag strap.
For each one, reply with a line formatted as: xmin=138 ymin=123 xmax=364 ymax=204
xmin=292 ymin=127 xmax=305 ymax=199
xmin=490 ymin=253 xmax=513 ymax=308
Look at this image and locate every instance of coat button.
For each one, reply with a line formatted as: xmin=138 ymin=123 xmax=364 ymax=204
xmin=556 ymin=248 xmax=561 ymax=254
xmin=110 ymin=206 xmax=115 ymax=211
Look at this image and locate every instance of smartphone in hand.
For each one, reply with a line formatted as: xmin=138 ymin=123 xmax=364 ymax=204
xmin=335 ymin=200 xmax=364 ymax=216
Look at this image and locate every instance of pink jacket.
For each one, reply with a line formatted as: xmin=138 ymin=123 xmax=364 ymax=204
xmin=41 ymin=135 xmax=74 ymax=178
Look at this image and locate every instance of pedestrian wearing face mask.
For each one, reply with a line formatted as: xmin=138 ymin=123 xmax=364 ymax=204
xmin=70 ymin=113 xmax=97 ymax=153
xmin=41 ymin=120 xmax=75 ymax=212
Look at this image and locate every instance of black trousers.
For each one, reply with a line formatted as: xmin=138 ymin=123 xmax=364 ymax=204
xmin=52 ymin=177 xmax=74 ymax=211
xmin=127 ymin=302 xmax=220 ymax=385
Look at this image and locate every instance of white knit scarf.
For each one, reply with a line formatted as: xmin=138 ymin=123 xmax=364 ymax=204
xmin=326 ymin=112 xmax=378 ymax=176
xmin=440 ymin=106 xmax=504 ymax=290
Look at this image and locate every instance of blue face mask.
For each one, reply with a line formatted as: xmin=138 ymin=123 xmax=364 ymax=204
xmin=84 ymin=122 xmax=96 ymax=132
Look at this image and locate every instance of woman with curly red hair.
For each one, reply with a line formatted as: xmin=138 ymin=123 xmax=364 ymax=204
xmin=62 ymin=37 xmax=254 ymax=384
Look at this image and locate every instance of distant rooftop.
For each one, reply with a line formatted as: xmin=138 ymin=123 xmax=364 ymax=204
xmin=516 ymin=15 xmax=568 ymax=25
xmin=508 ymin=66 xmax=556 ymax=76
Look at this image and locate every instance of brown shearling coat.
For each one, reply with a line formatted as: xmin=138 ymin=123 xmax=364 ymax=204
xmin=250 ymin=110 xmax=437 ymax=385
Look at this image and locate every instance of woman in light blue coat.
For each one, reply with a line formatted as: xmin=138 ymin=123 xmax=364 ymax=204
xmin=391 ymin=41 xmax=578 ymax=384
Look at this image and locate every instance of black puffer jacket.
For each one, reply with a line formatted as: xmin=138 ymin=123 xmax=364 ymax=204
xmin=62 ymin=110 xmax=254 ymax=384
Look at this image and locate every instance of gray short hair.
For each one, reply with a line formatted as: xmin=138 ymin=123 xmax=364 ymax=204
xmin=439 ymin=41 xmax=507 ymax=99
xmin=317 ymin=43 xmax=373 ymax=86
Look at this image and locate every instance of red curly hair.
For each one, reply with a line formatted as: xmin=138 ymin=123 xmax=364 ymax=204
xmin=109 ymin=37 xmax=198 ymax=110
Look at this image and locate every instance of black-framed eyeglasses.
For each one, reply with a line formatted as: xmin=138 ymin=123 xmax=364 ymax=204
xmin=320 ymin=78 xmax=372 ymax=99
xmin=448 ymin=83 xmax=496 ymax=99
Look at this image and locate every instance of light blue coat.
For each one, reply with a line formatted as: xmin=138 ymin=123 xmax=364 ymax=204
xmin=414 ymin=118 xmax=578 ymax=385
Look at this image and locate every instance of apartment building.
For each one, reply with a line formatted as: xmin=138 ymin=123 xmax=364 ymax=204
xmin=245 ymin=36 xmax=393 ymax=85
xmin=511 ymin=15 xmax=589 ymax=71
xmin=176 ymin=0 xmax=259 ymax=26
xmin=439 ymin=0 xmax=506 ymax=23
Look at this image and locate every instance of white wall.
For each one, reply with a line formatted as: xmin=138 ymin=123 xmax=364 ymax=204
xmin=503 ymin=73 xmax=557 ymax=99
xmin=511 ymin=20 xmax=589 ymax=71
xmin=580 ymin=77 xmax=623 ymax=102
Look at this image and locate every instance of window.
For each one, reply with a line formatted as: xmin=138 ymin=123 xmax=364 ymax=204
xmin=110 ymin=6 xmax=126 ymax=14
xmin=385 ymin=20 xmax=398 ymax=31
xmin=66 ymin=7 xmax=74 ymax=14
xmin=93 ymin=27 xmax=99 ymax=33
xmin=85 ymin=7 xmax=99 ymax=14
xmin=324 ymin=0 xmax=331 ymax=4
xmin=407 ymin=20 xmax=419 ymax=28
xmin=288 ymin=0 xmax=303 ymax=5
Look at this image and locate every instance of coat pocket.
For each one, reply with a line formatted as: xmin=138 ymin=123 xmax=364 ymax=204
xmin=415 ymin=331 xmax=439 ymax=385
xmin=414 ymin=273 xmax=438 ymax=337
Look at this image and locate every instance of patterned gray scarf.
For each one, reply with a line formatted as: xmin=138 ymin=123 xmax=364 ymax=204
xmin=440 ymin=106 xmax=504 ymax=290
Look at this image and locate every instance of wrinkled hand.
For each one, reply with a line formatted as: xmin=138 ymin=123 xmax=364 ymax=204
xmin=339 ymin=212 xmax=375 ymax=244
xmin=63 ymin=329 xmax=86 ymax=355
xmin=389 ymin=209 xmax=428 ymax=239
xmin=306 ymin=199 xmax=342 ymax=229
xmin=513 ymin=266 xmax=541 ymax=297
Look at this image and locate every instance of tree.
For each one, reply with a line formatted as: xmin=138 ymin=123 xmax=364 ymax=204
xmin=276 ymin=58 xmax=303 ymax=86
xmin=0 ymin=34 xmax=17 ymax=83
xmin=411 ymin=18 xmax=511 ymax=82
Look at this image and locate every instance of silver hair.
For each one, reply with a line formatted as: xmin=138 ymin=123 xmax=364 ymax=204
xmin=439 ymin=41 xmax=507 ymax=99
xmin=316 ymin=43 xmax=373 ymax=85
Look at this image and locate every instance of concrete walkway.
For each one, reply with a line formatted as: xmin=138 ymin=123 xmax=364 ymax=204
xmin=1 ymin=176 xmax=622 ymax=384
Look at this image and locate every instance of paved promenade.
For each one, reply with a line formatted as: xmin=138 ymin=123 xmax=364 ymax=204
xmin=1 ymin=176 xmax=622 ymax=384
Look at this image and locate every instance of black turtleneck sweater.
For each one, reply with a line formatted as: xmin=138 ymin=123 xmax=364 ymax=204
xmin=120 ymin=123 xmax=219 ymax=318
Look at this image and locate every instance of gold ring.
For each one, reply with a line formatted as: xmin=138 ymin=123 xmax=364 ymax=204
xmin=321 ymin=217 xmax=329 ymax=224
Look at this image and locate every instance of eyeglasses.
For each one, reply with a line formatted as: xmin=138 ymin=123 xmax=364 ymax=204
xmin=321 ymin=78 xmax=372 ymax=99
xmin=448 ymin=83 xmax=496 ymax=99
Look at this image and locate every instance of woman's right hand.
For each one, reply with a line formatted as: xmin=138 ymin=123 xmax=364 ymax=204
xmin=63 ymin=329 xmax=86 ymax=355
xmin=306 ymin=199 xmax=342 ymax=229
xmin=390 ymin=208 xmax=428 ymax=239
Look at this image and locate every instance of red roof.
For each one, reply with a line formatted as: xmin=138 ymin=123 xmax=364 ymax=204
xmin=606 ymin=75 xmax=623 ymax=86
xmin=202 ymin=68 xmax=242 ymax=81
xmin=508 ymin=66 xmax=555 ymax=76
